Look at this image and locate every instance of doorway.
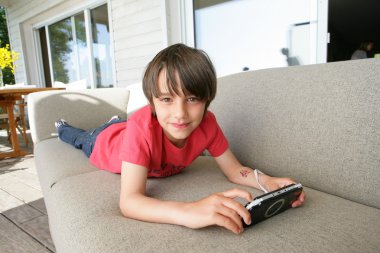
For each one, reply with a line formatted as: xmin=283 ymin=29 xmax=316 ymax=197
xmin=327 ymin=0 xmax=380 ymax=62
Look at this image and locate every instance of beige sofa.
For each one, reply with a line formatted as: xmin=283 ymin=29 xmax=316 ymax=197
xmin=28 ymin=59 xmax=380 ymax=252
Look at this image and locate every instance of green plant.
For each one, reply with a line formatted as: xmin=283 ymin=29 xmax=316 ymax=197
xmin=0 ymin=42 xmax=18 ymax=73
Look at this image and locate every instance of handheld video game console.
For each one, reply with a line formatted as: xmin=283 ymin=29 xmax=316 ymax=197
xmin=243 ymin=183 xmax=303 ymax=227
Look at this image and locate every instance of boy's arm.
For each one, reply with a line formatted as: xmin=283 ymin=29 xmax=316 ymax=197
xmin=213 ymin=148 xmax=268 ymax=189
xmin=119 ymin=161 xmax=252 ymax=234
xmin=214 ymin=149 xmax=305 ymax=207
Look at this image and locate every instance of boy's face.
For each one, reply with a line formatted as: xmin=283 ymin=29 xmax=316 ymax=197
xmin=152 ymin=70 xmax=206 ymax=148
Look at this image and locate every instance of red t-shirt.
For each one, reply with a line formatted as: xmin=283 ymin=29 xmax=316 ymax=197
xmin=89 ymin=105 xmax=228 ymax=177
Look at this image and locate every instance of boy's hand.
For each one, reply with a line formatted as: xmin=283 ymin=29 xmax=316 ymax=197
xmin=180 ymin=188 xmax=252 ymax=234
xmin=261 ymin=176 xmax=306 ymax=208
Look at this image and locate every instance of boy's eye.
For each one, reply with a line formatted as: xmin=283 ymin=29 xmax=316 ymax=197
xmin=187 ymin=97 xmax=200 ymax=103
xmin=161 ymin=97 xmax=172 ymax=103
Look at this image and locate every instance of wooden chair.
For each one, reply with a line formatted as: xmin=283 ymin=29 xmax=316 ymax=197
xmin=0 ymin=99 xmax=29 ymax=147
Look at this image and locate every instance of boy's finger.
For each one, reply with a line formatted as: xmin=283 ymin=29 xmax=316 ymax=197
xmin=217 ymin=204 xmax=243 ymax=231
xmin=292 ymin=191 xmax=306 ymax=207
xmin=214 ymin=214 xmax=241 ymax=235
xmin=222 ymin=198 xmax=251 ymax=225
xmin=220 ymin=188 xmax=253 ymax=202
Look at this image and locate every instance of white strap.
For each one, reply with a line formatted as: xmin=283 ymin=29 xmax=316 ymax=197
xmin=254 ymin=169 xmax=268 ymax=193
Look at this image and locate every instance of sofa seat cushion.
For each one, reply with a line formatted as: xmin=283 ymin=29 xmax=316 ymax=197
xmin=35 ymin=144 xmax=380 ymax=252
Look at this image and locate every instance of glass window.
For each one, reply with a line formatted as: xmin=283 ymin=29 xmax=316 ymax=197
xmin=40 ymin=4 xmax=112 ymax=88
xmin=48 ymin=16 xmax=75 ymax=84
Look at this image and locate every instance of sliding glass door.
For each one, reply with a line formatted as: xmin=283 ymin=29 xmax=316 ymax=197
xmin=39 ymin=4 xmax=112 ymax=89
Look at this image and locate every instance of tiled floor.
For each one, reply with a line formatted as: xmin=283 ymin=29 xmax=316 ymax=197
xmin=0 ymin=130 xmax=55 ymax=253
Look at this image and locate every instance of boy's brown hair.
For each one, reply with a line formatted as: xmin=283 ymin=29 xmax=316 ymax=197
xmin=143 ymin=43 xmax=217 ymax=111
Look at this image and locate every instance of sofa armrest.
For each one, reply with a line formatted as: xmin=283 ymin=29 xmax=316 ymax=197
xmin=27 ymin=88 xmax=129 ymax=144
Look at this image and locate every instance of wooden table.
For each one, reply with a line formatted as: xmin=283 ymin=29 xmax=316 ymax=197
xmin=0 ymin=87 xmax=64 ymax=159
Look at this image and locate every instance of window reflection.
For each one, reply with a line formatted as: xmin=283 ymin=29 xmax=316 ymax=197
xmin=48 ymin=17 xmax=74 ymax=84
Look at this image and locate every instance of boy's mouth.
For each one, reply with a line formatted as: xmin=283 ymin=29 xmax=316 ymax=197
xmin=171 ymin=122 xmax=190 ymax=129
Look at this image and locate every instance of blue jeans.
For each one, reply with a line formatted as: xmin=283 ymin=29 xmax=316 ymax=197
xmin=57 ymin=118 xmax=125 ymax=157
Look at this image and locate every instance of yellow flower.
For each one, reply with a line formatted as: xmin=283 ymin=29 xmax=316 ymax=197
xmin=0 ymin=43 xmax=19 ymax=74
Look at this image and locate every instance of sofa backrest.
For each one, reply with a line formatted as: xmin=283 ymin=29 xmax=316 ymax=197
xmin=210 ymin=59 xmax=380 ymax=209
xmin=28 ymin=88 xmax=129 ymax=144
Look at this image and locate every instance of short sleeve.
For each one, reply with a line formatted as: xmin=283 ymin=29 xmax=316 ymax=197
xmin=205 ymin=112 xmax=229 ymax=157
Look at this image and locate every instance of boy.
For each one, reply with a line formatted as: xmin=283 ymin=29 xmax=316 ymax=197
xmin=56 ymin=44 xmax=305 ymax=234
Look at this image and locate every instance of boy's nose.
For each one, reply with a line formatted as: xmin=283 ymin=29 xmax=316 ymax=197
xmin=173 ymin=101 xmax=187 ymax=118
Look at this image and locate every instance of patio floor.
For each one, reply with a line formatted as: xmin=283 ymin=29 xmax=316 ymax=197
xmin=0 ymin=130 xmax=56 ymax=253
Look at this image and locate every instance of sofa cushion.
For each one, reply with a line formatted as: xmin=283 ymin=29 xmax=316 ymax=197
xmin=211 ymin=59 xmax=380 ymax=209
xmin=36 ymin=146 xmax=380 ymax=252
